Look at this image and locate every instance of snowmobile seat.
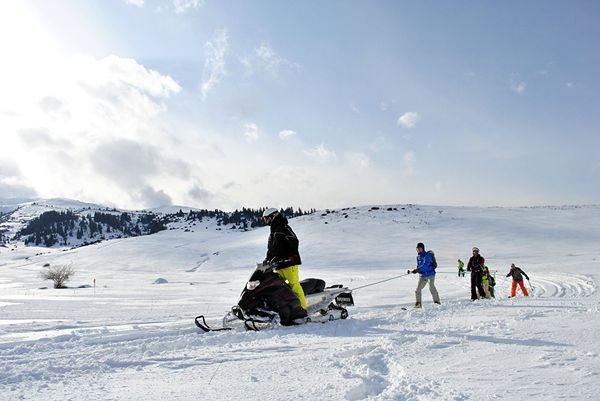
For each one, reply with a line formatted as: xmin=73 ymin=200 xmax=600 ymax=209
xmin=300 ymin=278 xmax=326 ymax=295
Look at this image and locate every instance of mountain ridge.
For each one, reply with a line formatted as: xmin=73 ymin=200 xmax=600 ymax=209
xmin=0 ymin=198 xmax=313 ymax=248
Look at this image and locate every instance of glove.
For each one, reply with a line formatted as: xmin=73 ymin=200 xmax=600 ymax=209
xmin=268 ymin=256 xmax=283 ymax=269
xmin=411 ymin=268 xmax=418 ymax=274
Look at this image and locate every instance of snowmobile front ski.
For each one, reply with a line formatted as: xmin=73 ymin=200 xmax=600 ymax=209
xmin=194 ymin=315 xmax=233 ymax=332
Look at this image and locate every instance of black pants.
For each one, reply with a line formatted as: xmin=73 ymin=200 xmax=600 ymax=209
xmin=470 ymin=270 xmax=486 ymax=300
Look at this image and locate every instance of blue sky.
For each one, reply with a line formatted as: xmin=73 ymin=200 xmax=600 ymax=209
xmin=0 ymin=1 xmax=599 ymax=210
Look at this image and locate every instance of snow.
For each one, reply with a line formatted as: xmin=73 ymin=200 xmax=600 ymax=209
xmin=1 ymin=204 xmax=599 ymax=400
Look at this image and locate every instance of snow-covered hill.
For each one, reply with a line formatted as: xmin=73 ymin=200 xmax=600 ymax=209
xmin=0 ymin=198 xmax=306 ymax=249
xmin=0 ymin=198 xmax=162 ymax=247
xmin=1 ymin=204 xmax=599 ymax=400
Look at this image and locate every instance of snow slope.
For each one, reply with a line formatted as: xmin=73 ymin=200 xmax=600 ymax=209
xmin=1 ymin=204 xmax=599 ymax=400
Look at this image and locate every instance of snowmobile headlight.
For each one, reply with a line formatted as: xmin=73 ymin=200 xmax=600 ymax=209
xmin=246 ymin=280 xmax=260 ymax=290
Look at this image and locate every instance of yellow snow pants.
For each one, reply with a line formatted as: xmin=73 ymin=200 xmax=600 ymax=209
xmin=275 ymin=265 xmax=307 ymax=310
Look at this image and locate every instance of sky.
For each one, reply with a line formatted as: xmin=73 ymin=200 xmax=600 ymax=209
xmin=1 ymin=0 xmax=599 ymax=211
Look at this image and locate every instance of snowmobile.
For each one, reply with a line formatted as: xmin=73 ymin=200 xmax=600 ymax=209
xmin=195 ymin=262 xmax=354 ymax=332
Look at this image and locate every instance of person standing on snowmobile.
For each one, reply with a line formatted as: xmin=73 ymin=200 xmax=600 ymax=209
xmin=506 ymin=263 xmax=530 ymax=297
xmin=262 ymin=208 xmax=307 ymax=311
xmin=467 ymin=247 xmax=487 ymax=300
xmin=409 ymin=242 xmax=441 ymax=308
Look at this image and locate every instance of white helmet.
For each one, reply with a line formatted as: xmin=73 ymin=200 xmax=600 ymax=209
xmin=472 ymin=247 xmax=480 ymax=252
xmin=262 ymin=208 xmax=279 ymax=218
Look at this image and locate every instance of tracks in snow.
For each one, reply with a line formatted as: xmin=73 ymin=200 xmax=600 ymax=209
xmin=529 ymin=273 xmax=596 ymax=298
xmin=1 ymin=271 xmax=598 ymax=400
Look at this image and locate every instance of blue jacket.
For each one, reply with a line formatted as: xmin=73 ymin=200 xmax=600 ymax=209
xmin=417 ymin=250 xmax=436 ymax=277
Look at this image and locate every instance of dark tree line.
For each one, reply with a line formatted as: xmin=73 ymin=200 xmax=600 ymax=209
xmin=13 ymin=206 xmax=314 ymax=247
xmin=185 ymin=207 xmax=315 ymax=229
xmin=18 ymin=211 xmax=78 ymax=246
xmin=16 ymin=210 xmax=168 ymax=247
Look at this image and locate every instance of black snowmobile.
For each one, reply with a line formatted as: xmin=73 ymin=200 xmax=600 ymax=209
xmin=195 ymin=262 xmax=354 ymax=332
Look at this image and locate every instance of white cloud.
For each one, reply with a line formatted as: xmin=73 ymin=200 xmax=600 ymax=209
xmin=346 ymin=152 xmax=370 ymax=168
xmin=241 ymin=43 xmax=300 ymax=77
xmin=201 ymin=29 xmax=228 ymax=98
xmin=305 ymin=144 xmax=337 ymax=161
xmin=244 ymin=123 xmax=259 ymax=142
xmin=1 ymin=33 xmax=186 ymax=209
xmin=85 ymin=55 xmax=181 ymax=98
xmin=511 ymin=80 xmax=526 ymax=95
xmin=188 ymin=184 xmax=213 ymax=202
xmin=402 ymin=151 xmax=415 ymax=176
xmin=124 ymin=0 xmax=204 ymax=13
xmin=173 ymin=0 xmax=204 ymax=13
xmin=279 ymin=130 xmax=296 ymax=140
xmin=397 ymin=112 xmax=420 ymax=129
xmin=125 ymin=0 xmax=145 ymax=7
xmin=138 ymin=186 xmax=172 ymax=207
xmin=0 ymin=159 xmax=37 ymax=198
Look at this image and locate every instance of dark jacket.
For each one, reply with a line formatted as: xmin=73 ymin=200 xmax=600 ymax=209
xmin=265 ymin=214 xmax=301 ymax=268
xmin=506 ymin=266 xmax=529 ymax=281
xmin=467 ymin=254 xmax=485 ymax=273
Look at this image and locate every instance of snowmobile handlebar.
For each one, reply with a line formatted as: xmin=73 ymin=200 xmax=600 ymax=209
xmin=256 ymin=262 xmax=273 ymax=272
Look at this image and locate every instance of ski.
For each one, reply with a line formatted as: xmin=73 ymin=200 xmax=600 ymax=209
xmin=194 ymin=315 xmax=233 ymax=332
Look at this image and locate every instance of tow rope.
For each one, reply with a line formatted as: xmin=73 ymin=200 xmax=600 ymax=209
xmin=351 ymin=271 xmax=412 ymax=291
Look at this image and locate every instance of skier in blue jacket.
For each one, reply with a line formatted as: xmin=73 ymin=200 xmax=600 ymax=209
xmin=409 ymin=242 xmax=441 ymax=308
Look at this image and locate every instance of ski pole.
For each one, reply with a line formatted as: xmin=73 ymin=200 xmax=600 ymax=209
xmin=351 ymin=272 xmax=411 ymax=291
xmin=527 ymin=279 xmax=534 ymax=291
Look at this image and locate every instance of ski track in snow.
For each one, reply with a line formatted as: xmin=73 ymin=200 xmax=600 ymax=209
xmin=529 ymin=273 xmax=596 ymax=298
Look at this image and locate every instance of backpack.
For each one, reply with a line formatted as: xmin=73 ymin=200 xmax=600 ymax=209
xmin=489 ymin=275 xmax=496 ymax=287
xmin=428 ymin=250 xmax=437 ymax=269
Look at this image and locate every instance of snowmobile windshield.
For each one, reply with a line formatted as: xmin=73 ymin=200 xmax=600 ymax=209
xmin=246 ymin=280 xmax=260 ymax=290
